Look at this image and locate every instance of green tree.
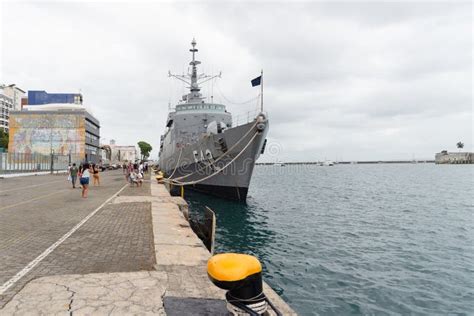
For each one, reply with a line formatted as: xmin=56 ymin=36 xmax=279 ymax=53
xmin=456 ymin=141 xmax=464 ymax=151
xmin=0 ymin=130 xmax=8 ymax=150
xmin=137 ymin=141 xmax=153 ymax=160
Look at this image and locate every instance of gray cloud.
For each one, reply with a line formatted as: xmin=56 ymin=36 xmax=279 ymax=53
xmin=1 ymin=1 xmax=471 ymax=161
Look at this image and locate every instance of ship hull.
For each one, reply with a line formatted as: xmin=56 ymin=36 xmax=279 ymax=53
xmin=159 ymin=118 xmax=268 ymax=201
xmin=173 ymin=183 xmax=249 ymax=201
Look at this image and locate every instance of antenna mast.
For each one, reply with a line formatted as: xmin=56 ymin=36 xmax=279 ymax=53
xmin=168 ymin=38 xmax=222 ymax=103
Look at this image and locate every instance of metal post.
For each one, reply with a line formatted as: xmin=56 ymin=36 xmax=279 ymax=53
xmin=50 ymin=152 xmax=54 ymax=174
xmin=260 ymin=69 xmax=263 ymax=112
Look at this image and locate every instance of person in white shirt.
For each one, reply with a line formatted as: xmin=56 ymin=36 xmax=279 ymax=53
xmin=136 ymin=171 xmax=143 ymax=187
xmin=80 ymin=163 xmax=92 ymax=198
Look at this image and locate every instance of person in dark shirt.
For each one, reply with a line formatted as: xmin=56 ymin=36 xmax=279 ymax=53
xmin=70 ymin=163 xmax=79 ymax=188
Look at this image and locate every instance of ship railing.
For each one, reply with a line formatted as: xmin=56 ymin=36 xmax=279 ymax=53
xmin=232 ymin=109 xmax=260 ymax=128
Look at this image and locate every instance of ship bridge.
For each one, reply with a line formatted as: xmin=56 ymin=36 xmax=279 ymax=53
xmin=175 ymin=103 xmax=226 ymax=112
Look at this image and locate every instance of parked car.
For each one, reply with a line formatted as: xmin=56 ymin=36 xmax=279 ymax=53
xmin=100 ymin=163 xmax=110 ymax=171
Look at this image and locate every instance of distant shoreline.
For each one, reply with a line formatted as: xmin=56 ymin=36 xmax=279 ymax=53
xmin=257 ymin=160 xmax=436 ymax=165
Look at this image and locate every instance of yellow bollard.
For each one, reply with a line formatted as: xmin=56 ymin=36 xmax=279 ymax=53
xmin=207 ymin=253 xmax=270 ymax=314
xmin=155 ymin=174 xmax=164 ymax=183
xmin=181 ymin=185 xmax=184 ymax=198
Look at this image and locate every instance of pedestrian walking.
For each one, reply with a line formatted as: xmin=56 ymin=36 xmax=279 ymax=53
xmin=125 ymin=162 xmax=132 ymax=183
xmin=78 ymin=164 xmax=83 ymax=189
xmin=80 ymin=163 xmax=91 ymax=198
xmin=92 ymin=164 xmax=100 ymax=186
xmin=70 ymin=163 xmax=79 ymax=188
xmin=138 ymin=162 xmax=144 ymax=176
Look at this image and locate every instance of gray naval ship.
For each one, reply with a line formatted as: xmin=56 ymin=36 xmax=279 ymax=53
xmin=158 ymin=39 xmax=268 ymax=201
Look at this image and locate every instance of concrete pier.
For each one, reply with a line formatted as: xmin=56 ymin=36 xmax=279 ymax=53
xmin=0 ymin=172 xmax=296 ymax=315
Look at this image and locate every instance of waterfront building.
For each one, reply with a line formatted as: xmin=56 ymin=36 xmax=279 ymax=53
xmin=435 ymin=150 xmax=473 ymax=164
xmin=8 ymin=103 xmax=101 ymax=163
xmin=0 ymin=84 xmax=26 ymax=132
xmin=107 ymin=139 xmax=137 ymax=163
xmin=27 ymin=90 xmax=83 ymax=105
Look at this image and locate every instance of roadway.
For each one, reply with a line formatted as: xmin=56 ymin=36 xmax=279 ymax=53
xmin=0 ymin=170 xmax=155 ymax=308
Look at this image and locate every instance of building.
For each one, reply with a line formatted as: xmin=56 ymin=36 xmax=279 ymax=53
xmin=0 ymin=84 xmax=26 ymax=132
xmin=8 ymin=103 xmax=101 ymax=163
xmin=102 ymin=139 xmax=137 ymax=163
xmin=435 ymin=150 xmax=473 ymax=164
xmin=27 ymin=90 xmax=82 ymax=105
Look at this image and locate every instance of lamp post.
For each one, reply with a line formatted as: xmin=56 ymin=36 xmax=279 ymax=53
xmin=50 ymin=149 xmax=55 ymax=174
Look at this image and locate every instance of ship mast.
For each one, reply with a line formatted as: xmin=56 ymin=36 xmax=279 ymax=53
xmin=168 ymin=38 xmax=221 ymax=104
xmin=189 ymin=38 xmax=200 ymax=95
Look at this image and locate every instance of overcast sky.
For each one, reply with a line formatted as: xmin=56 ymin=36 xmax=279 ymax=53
xmin=1 ymin=1 xmax=472 ymax=161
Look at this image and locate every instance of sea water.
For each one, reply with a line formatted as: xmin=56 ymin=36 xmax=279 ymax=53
xmin=184 ymin=164 xmax=474 ymax=315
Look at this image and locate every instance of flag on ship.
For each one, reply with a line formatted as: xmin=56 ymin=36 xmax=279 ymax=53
xmin=251 ymin=75 xmax=262 ymax=87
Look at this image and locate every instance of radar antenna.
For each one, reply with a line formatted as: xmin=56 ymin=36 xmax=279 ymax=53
xmin=168 ymin=38 xmax=221 ymax=103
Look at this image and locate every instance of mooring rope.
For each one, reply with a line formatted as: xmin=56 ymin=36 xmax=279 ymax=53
xmin=170 ymin=120 xmax=258 ymax=182
xmin=167 ymin=147 xmax=183 ymax=179
xmin=164 ymin=131 xmax=258 ymax=186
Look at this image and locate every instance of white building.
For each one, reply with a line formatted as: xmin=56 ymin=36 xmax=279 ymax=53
xmin=102 ymin=139 xmax=137 ymax=163
xmin=0 ymin=84 xmax=25 ymax=132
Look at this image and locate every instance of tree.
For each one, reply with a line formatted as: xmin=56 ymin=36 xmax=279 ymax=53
xmin=137 ymin=141 xmax=152 ymax=160
xmin=0 ymin=130 xmax=8 ymax=150
xmin=456 ymin=141 xmax=464 ymax=151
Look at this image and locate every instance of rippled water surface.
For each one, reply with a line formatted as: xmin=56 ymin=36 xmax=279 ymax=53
xmin=184 ymin=164 xmax=474 ymax=315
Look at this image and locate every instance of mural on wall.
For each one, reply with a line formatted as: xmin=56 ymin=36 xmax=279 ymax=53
xmin=8 ymin=114 xmax=85 ymax=156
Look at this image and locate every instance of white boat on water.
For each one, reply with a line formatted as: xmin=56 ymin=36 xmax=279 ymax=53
xmin=273 ymin=159 xmax=286 ymax=166
xmin=322 ymin=160 xmax=334 ymax=166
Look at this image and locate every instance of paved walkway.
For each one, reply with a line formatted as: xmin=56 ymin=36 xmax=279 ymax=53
xmin=1 ymin=178 xmax=297 ymax=315
xmin=0 ymin=171 xmax=155 ymax=308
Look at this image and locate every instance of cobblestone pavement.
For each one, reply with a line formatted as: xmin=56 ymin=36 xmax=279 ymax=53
xmin=120 ymin=181 xmax=151 ymax=197
xmin=0 ymin=170 xmax=155 ymax=308
xmin=0 ymin=179 xmax=297 ymax=316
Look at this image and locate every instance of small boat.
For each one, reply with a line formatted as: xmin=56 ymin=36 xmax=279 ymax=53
xmin=322 ymin=160 xmax=334 ymax=166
